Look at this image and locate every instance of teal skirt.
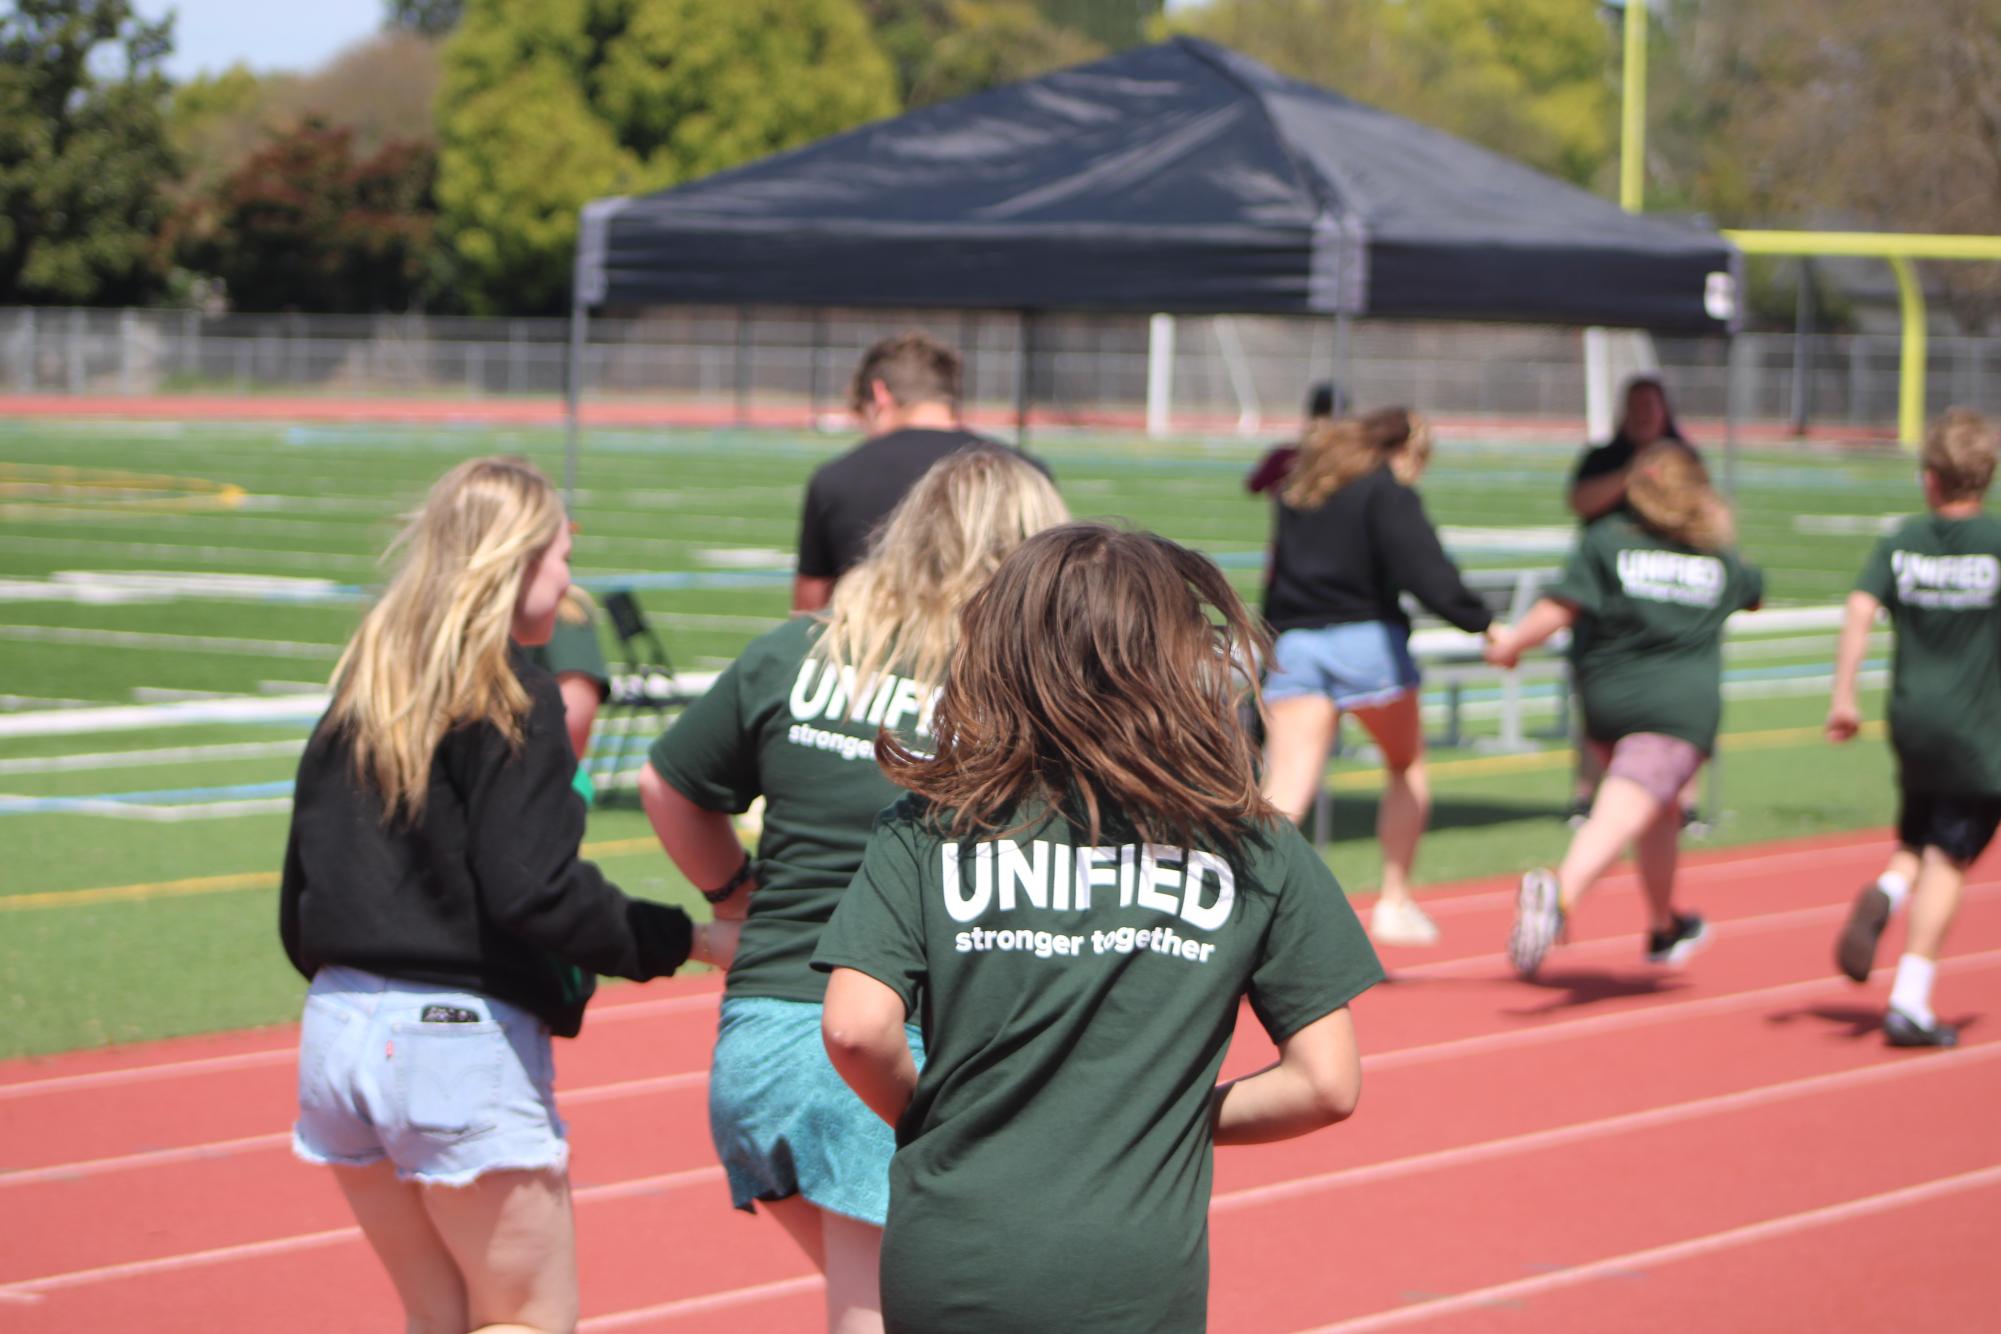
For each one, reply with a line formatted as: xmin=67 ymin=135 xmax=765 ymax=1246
xmin=709 ymin=995 xmax=925 ymax=1225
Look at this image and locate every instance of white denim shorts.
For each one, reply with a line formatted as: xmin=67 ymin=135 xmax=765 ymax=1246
xmin=292 ymin=965 xmax=568 ymax=1186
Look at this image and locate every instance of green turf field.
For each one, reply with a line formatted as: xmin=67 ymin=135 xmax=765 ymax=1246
xmin=0 ymin=418 xmax=1917 ymax=1057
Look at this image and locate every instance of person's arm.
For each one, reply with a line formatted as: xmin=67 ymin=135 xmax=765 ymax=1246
xmin=465 ymin=677 xmax=721 ymax=977
xmin=639 ymin=761 xmax=755 ymax=920
xmin=1485 ymin=596 xmax=1578 ymax=669
xmin=554 ymin=672 xmax=602 ymax=758
xmin=1569 ymin=469 xmax=1628 ymax=521
xmin=792 ymin=574 xmax=834 ymax=614
xmin=1374 ymin=484 xmax=1493 ymax=633
xmin=278 ymin=823 xmax=309 ymax=978
xmin=794 ymin=472 xmax=838 ymax=613
xmin=821 ymin=967 xmax=919 ymax=1126
xmin=1212 ymin=1006 xmax=1360 ymax=1145
xmin=1826 ymin=590 xmax=1880 ymax=743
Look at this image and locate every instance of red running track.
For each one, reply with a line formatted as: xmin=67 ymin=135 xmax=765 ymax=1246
xmin=1 ymin=828 xmax=1996 ymax=1333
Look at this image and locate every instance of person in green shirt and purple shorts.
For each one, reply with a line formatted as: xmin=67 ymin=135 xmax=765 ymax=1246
xmin=816 ymin=524 xmax=1382 ymax=1333
xmin=1489 ymin=441 xmax=1763 ymax=977
xmin=1827 ymin=409 xmax=2001 ymax=1047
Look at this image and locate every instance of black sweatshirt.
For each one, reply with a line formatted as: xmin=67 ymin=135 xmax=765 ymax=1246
xmin=1265 ymin=466 xmax=1493 ymax=636
xmin=279 ymin=651 xmax=693 ymax=1037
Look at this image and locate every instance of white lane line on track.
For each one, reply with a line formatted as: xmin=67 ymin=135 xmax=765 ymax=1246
xmin=1413 ymin=835 xmax=1896 ymax=919
xmin=577 ymin=1276 xmax=825 ymax=1331
xmin=0 ymin=990 xmax=719 ymax=1100
xmin=0 ymin=1165 xmax=726 ymax=1300
xmin=1211 ymin=1038 xmax=2001 ymax=1214
xmin=14 ymin=946 xmax=2000 ymax=1192
xmin=1288 ymin=1162 xmax=2001 ymax=1334
xmin=7 ymin=1026 xmax=1998 ymax=1302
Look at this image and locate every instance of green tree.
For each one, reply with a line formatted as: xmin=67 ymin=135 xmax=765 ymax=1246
xmin=177 ymin=119 xmax=437 ymax=313
xmin=910 ymin=2 xmax=1104 ymax=105
xmin=864 ymin=0 xmax=1107 ymax=106
xmin=0 ymin=0 xmax=178 ymax=305
xmin=436 ymin=0 xmax=897 ymax=315
xmin=1165 ymin=0 xmax=1615 ymax=187
xmin=1035 ymin=0 xmax=1161 ymax=49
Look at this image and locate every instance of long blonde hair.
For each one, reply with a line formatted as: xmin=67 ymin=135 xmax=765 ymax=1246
xmin=1627 ymin=440 xmax=1734 ymax=551
xmin=326 ymin=456 xmax=567 ymax=822
xmin=1283 ymin=408 xmax=1431 ymax=509
xmin=816 ymin=449 xmax=1068 ymax=693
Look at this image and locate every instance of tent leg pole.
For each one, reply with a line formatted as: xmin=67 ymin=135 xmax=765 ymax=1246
xmin=565 ymin=293 xmax=588 ymax=507
xmin=1146 ymin=313 xmax=1175 ymax=439
xmin=1791 ymin=260 xmax=1814 ymax=437
xmin=1015 ymin=311 xmax=1033 ymax=446
xmin=1334 ymin=314 xmax=1353 ymax=397
xmin=1706 ymin=328 xmax=1745 ymax=828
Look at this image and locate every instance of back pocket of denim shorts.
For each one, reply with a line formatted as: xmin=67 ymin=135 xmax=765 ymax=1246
xmin=391 ymin=1020 xmax=503 ymax=1137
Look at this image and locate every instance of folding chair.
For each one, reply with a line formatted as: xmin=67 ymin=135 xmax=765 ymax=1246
xmin=586 ymin=589 xmax=698 ymax=804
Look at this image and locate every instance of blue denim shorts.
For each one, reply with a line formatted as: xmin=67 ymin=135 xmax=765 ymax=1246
xmin=708 ymin=995 xmax=924 ymax=1226
xmin=1265 ymin=621 xmax=1421 ymax=709
xmin=293 ymin=965 xmax=568 ymax=1186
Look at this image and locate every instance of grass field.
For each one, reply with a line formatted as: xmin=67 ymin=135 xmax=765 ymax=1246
xmin=0 ymin=417 xmax=1918 ymax=1058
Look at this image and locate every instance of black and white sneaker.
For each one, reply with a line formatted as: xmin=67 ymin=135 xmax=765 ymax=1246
xmin=1645 ymin=912 xmax=1709 ymax=965
xmin=1835 ymin=885 xmax=1892 ymax=984
xmin=1509 ymin=869 xmax=1564 ymax=976
xmin=1884 ymin=1008 xmax=1959 ymax=1048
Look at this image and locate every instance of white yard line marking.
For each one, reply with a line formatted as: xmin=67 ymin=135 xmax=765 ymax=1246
xmin=1289 ymin=1163 xmax=2001 ymax=1334
xmin=0 ymin=625 xmax=339 ymax=659
xmin=0 ymin=741 xmax=304 ymax=776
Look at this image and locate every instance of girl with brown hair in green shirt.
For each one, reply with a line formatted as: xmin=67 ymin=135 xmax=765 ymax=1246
xmin=816 ymin=524 xmax=1382 ymax=1333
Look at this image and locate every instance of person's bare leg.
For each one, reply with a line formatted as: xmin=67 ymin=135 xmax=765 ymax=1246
xmin=1351 ymin=692 xmax=1428 ymax=911
xmin=1556 ymin=776 xmax=1665 ymax=916
xmin=1880 ymin=846 xmax=1922 ymax=894
xmin=1633 ymin=801 xmax=1682 ymax=934
xmin=332 ymin=1160 xmax=469 ymax=1334
xmin=1572 ymin=736 xmax=1605 ymax=808
xmin=1906 ymin=847 xmax=1968 ymax=962
xmin=820 ymin=1210 xmax=887 ymax=1334
xmin=759 ymin=1194 xmax=827 ymax=1269
xmin=1261 ymin=695 xmax=1342 ymax=824
xmin=422 ymin=1168 xmax=578 ymax=1334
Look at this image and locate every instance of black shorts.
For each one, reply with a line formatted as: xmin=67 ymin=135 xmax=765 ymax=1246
xmin=1897 ymin=788 xmax=2001 ymax=865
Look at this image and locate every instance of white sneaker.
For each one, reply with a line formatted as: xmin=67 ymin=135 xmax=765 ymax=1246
xmin=1370 ymin=897 xmax=1440 ymax=947
xmin=1509 ymin=869 xmax=1565 ymax=977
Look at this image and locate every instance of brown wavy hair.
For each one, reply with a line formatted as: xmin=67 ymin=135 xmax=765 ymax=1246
xmin=1626 ymin=440 xmax=1734 ymax=551
xmin=1282 ymin=407 xmax=1431 ymax=509
xmin=877 ymin=523 xmax=1276 ymax=847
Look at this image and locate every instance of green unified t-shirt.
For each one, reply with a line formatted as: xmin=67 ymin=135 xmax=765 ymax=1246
xmin=1856 ymin=512 xmax=2001 ymax=794
xmin=1553 ymin=512 xmax=1763 ymax=752
xmin=524 ymin=613 xmax=610 ymax=698
xmin=812 ymin=798 xmax=1383 ymax=1333
xmin=648 ymin=616 xmax=936 ymax=1003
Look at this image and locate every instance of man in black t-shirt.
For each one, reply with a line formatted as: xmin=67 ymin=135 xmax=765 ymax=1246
xmin=792 ymin=332 xmax=1049 ymax=612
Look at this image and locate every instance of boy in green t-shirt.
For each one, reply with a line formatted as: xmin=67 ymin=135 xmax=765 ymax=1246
xmin=1828 ymin=409 xmax=2001 ymax=1048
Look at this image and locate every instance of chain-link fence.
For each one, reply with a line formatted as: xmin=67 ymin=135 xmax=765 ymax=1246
xmin=2 ymin=304 xmax=1989 ymax=433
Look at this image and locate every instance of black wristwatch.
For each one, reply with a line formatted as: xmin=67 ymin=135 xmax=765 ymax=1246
xmin=702 ymin=854 xmax=755 ymax=905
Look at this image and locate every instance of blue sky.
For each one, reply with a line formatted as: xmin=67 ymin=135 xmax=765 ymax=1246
xmin=136 ymin=0 xmax=408 ymax=80
xmin=139 ymin=0 xmax=1208 ymax=82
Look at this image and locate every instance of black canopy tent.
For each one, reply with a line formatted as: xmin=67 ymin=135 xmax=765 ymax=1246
xmin=568 ymin=33 xmax=1745 ymax=474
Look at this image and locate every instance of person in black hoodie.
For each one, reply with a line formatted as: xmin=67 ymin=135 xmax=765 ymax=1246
xmin=1261 ymin=410 xmax=1495 ymax=948
xmin=281 ymin=455 xmax=735 ymax=1334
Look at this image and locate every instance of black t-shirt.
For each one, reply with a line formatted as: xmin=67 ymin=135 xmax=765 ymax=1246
xmin=1264 ymin=466 xmax=1492 ymax=636
xmin=1572 ymin=432 xmax=1701 ymax=492
xmin=795 ymin=429 xmax=1049 ymax=580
